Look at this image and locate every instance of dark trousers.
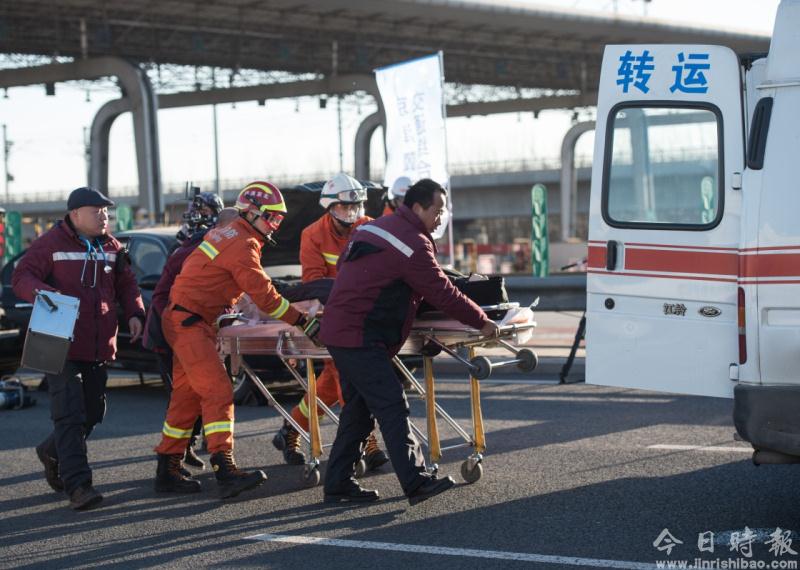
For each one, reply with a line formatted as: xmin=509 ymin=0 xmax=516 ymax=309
xmin=157 ymin=350 xmax=202 ymax=443
xmin=325 ymin=346 xmax=428 ymax=495
xmin=38 ymin=360 xmax=108 ymax=495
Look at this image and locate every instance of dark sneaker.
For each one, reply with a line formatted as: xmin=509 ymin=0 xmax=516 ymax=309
xmin=69 ymin=484 xmax=103 ymax=511
xmin=272 ymin=421 xmax=306 ymax=465
xmin=35 ymin=444 xmax=64 ymax=493
xmin=407 ymin=475 xmax=456 ymax=506
xmin=210 ymin=451 xmax=267 ymax=499
xmin=324 ymin=478 xmax=380 ymax=504
xmin=155 ymin=454 xmax=202 ymax=494
xmin=363 ymin=434 xmax=388 ymax=472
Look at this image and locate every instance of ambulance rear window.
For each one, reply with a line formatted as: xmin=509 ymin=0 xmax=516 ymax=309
xmin=602 ymin=104 xmax=722 ymax=230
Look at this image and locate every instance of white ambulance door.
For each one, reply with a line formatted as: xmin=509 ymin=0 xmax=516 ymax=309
xmin=750 ymin=30 xmax=800 ymax=386
xmin=586 ymin=45 xmax=745 ymax=398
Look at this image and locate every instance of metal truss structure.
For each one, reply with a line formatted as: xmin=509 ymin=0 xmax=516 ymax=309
xmin=1 ymin=0 xmax=769 ymax=93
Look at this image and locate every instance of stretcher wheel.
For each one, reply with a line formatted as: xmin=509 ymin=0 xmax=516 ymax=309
xmin=302 ymin=467 xmax=321 ymax=488
xmin=516 ymin=349 xmax=538 ymax=373
xmin=354 ymin=458 xmax=367 ymax=479
xmin=421 ymin=341 xmax=442 ymax=357
xmin=469 ymin=356 xmax=492 ymax=380
xmin=460 ymin=460 xmax=483 ymax=484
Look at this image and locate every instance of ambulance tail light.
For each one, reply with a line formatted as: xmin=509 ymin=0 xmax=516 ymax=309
xmin=738 ymin=287 xmax=747 ymax=364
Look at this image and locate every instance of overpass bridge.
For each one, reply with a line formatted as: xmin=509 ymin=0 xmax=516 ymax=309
xmin=5 ymin=157 xmax=594 ymax=227
xmin=0 ymin=0 xmax=770 ymax=242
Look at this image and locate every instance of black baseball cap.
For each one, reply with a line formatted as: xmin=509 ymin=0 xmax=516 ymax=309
xmin=67 ymin=187 xmax=115 ymax=210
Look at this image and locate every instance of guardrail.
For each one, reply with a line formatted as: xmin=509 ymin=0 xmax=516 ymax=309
xmin=504 ymin=273 xmax=586 ymax=312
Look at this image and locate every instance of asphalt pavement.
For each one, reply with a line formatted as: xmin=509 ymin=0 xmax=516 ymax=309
xmin=1 ymin=313 xmax=799 ymax=569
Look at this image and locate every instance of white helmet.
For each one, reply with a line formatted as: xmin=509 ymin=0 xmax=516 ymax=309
xmin=388 ymin=176 xmax=412 ymax=201
xmin=319 ymin=173 xmax=367 ymax=210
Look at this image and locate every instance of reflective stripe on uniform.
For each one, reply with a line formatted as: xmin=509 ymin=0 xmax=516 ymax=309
xmin=198 ymin=241 xmax=219 ymax=260
xmin=355 ymin=225 xmax=413 ymax=257
xmin=268 ymin=297 xmax=290 ymax=319
xmin=322 ymin=252 xmax=339 ymax=265
xmin=162 ymin=421 xmax=193 ymax=439
xmin=298 ymin=397 xmax=311 ymax=419
xmin=52 ymin=252 xmax=118 ymax=262
xmin=204 ymin=420 xmax=233 ymax=436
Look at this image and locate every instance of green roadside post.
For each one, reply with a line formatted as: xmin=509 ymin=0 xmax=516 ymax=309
xmin=531 ymin=184 xmax=549 ymax=277
xmin=4 ymin=211 xmax=22 ymax=263
xmin=116 ymin=204 xmax=133 ymax=232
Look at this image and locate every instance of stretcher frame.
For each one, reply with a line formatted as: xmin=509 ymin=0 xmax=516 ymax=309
xmin=218 ymin=313 xmax=537 ymax=487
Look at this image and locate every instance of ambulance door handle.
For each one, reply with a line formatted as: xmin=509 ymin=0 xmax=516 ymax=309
xmin=606 ymin=240 xmax=619 ymax=271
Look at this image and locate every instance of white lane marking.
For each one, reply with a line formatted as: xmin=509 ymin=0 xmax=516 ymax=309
xmin=246 ymin=533 xmax=658 ymax=569
xmin=648 ymin=444 xmax=751 ymax=453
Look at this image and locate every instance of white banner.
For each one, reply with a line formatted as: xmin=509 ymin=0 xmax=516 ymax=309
xmin=375 ymin=53 xmax=449 ymax=190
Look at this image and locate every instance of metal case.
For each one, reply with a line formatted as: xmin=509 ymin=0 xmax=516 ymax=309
xmin=21 ymin=292 xmax=80 ymax=374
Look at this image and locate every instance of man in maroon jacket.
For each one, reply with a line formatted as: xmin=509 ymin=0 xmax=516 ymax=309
xmin=320 ymin=178 xmax=499 ymax=506
xmin=12 ymin=187 xmax=145 ymax=511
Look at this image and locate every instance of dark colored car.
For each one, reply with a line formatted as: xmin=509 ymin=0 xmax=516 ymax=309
xmin=0 ymin=182 xmax=390 ymax=384
xmin=0 ymin=257 xmax=27 ymax=377
xmin=113 ymin=226 xmax=180 ymax=372
xmin=0 ymin=228 xmax=179 ymax=376
xmin=115 ymin=226 xmax=303 ymax=395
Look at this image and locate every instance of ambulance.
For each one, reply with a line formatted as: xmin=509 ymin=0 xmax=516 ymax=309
xmin=587 ymin=0 xmax=800 ymax=463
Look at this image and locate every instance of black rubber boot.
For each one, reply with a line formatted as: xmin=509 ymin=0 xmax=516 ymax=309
xmin=155 ymin=454 xmax=202 ymax=493
xmin=184 ymin=437 xmax=206 ymax=470
xmin=272 ymin=420 xmax=306 ymax=466
xmin=363 ymin=433 xmax=389 ymax=472
xmin=210 ymin=450 xmax=267 ymax=499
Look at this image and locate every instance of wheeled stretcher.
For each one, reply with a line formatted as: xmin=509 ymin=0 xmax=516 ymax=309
xmin=217 ymin=302 xmax=537 ymax=487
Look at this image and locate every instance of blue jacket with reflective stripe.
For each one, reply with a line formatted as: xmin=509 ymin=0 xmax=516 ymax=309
xmin=319 ymin=205 xmax=488 ymax=354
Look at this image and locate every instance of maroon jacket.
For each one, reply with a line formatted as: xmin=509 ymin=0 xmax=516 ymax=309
xmin=319 ymin=205 xmax=489 ymax=354
xmin=142 ymin=231 xmax=204 ymax=351
xmin=12 ymin=217 xmax=144 ymax=363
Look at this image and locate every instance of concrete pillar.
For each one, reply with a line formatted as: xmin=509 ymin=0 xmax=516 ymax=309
xmin=0 ymin=57 xmax=162 ymax=219
xmin=560 ymin=120 xmax=595 ymax=241
xmin=354 ymin=111 xmax=385 ymax=180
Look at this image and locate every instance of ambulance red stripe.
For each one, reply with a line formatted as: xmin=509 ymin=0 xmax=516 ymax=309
xmin=587 ymin=243 xmax=800 ymax=282
xmin=625 ymin=247 xmax=737 ymax=275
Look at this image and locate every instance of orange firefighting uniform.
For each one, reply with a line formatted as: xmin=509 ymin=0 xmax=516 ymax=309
xmin=289 ymin=213 xmax=370 ymax=430
xmin=155 ymin=217 xmax=301 ymax=455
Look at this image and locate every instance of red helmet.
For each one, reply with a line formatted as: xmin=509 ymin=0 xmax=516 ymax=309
xmin=235 ymin=181 xmax=287 ymax=232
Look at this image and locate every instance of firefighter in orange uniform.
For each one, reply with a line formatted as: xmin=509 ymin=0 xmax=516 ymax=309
xmin=154 ymin=181 xmax=320 ymax=499
xmin=273 ymin=173 xmax=388 ymax=471
xmin=382 ymin=176 xmax=412 ymax=216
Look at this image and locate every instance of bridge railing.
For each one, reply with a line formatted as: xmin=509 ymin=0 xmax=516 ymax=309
xmin=4 ymin=155 xmax=596 ymax=206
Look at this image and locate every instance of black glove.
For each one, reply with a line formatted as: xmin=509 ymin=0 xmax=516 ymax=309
xmin=295 ymin=313 xmax=322 ymax=346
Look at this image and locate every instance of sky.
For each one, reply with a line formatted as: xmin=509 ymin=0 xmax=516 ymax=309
xmin=0 ymin=0 xmax=781 ymax=202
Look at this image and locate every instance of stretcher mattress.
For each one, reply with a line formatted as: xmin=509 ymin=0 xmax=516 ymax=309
xmin=218 ymin=302 xmax=535 ymax=357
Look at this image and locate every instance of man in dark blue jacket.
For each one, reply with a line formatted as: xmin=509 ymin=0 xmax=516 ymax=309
xmin=13 ymin=187 xmax=144 ymax=511
xmin=319 ymin=178 xmax=499 ymax=506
